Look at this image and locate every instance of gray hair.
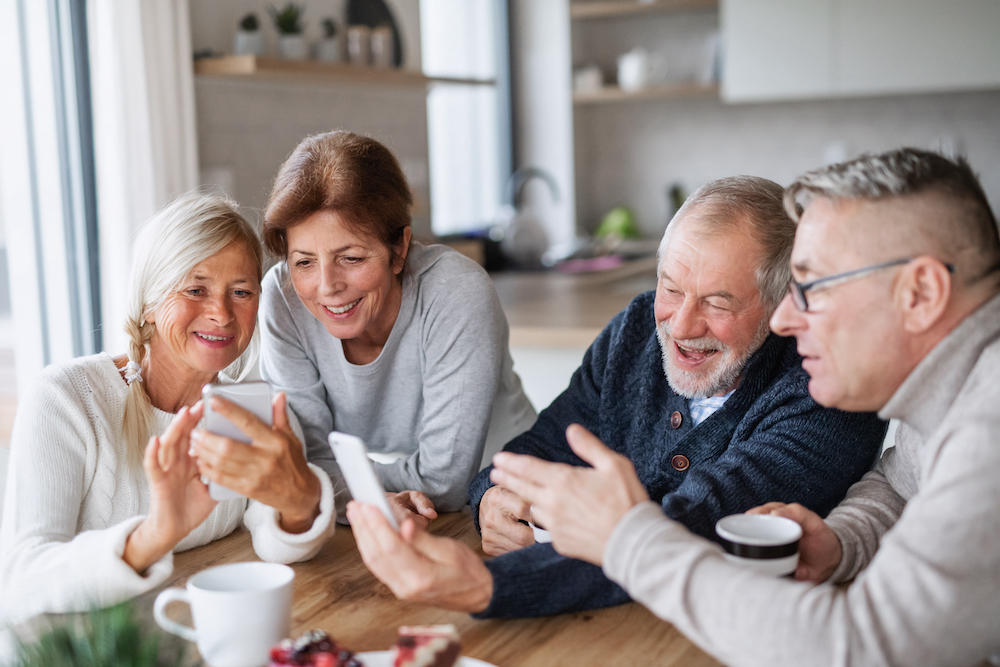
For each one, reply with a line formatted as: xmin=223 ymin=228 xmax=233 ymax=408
xmin=785 ymin=148 xmax=1000 ymax=285
xmin=122 ymin=191 xmax=263 ymax=465
xmin=658 ymin=175 xmax=794 ymax=311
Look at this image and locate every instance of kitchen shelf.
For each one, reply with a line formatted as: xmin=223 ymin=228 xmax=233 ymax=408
xmin=573 ymin=82 xmax=719 ymax=104
xmin=193 ymin=55 xmax=495 ymax=88
xmin=570 ymin=0 xmax=718 ymax=20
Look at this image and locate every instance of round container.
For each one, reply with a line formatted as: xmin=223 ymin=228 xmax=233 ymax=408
xmin=529 ymin=521 xmax=551 ymax=543
xmin=715 ymin=514 xmax=801 ymax=577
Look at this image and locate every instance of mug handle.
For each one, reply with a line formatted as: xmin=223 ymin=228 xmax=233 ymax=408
xmin=153 ymin=588 xmax=198 ymax=643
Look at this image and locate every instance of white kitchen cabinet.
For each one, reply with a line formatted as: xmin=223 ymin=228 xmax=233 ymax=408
xmin=722 ymin=0 xmax=1000 ymax=102
xmin=836 ymin=0 xmax=1000 ymax=96
xmin=721 ymin=0 xmax=834 ymax=101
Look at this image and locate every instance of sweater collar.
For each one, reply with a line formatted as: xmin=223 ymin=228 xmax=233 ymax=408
xmin=726 ymin=333 xmax=795 ymax=411
xmin=879 ymin=292 xmax=1000 ymax=438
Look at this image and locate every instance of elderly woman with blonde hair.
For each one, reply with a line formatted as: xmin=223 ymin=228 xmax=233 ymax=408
xmin=0 ymin=192 xmax=336 ymax=626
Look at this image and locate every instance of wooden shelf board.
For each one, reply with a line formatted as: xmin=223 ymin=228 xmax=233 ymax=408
xmin=193 ymin=55 xmax=494 ymax=87
xmin=574 ymin=82 xmax=719 ymax=104
xmin=570 ymin=0 xmax=718 ymax=20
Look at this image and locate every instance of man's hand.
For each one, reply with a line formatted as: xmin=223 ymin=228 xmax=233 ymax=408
xmin=490 ymin=424 xmax=649 ymax=566
xmin=387 ymin=490 xmax=438 ymax=530
xmin=479 ymin=485 xmax=534 ymax=555
xmin=747 ymin=502 xmax=842 ymax=583
xmin=347 ymin=502 xmax=493 ymax=613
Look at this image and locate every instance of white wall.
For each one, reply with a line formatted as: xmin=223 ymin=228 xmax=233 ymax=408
xmin=0 ymin=448 xmax=8 ymax=521
xmin=194 ymin=77 xmax=432 ymax=238
xmin=573 ymin=90 xmax=1000 ymax=237
xmin=510 ymin=346 xmax=586 ymax=412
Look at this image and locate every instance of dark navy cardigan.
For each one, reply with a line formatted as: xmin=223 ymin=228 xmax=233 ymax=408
xmin=468 ymin=291 xmax=886 ymax=619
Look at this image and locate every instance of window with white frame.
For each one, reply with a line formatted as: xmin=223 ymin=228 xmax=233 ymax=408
xmin=420 ymin=0 xmax=508 ymax=236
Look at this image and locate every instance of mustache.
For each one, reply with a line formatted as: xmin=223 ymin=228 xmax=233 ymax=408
xmin=658 ymin=322 xmax=730 ymax=353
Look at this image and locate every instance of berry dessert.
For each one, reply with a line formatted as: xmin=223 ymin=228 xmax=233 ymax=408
xmin=392 ymin=625 xmax=462 ymax=667
xmin=269 ymin=629 xmax=363 ymax=667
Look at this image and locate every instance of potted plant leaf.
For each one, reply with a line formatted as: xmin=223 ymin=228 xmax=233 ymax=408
xmin=315 ymin=17 xmax=340 ymax=62
xmin=14 ymin=602 xmax=185 ymax=667
xmin=269 ymin=3 xmax=307 ymax=60
xmin=233 ymin=12 xmax=263 ymax=56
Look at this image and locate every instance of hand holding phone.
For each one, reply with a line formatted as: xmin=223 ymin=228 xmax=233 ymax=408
xmin=328 ymin=432 xmax=399 ymax=530
xmin=202 ymin=382 xmax=273 ymax=501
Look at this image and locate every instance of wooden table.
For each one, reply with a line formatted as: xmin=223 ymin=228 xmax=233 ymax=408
xmin=156 ymin=511 xmax=721 ymax=667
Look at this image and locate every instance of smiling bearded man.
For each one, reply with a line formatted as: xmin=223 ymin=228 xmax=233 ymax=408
xmin=654 ymin=225 xmax=773 ymax=400
xmin=343 ymin=176 xmax=890 ymax=620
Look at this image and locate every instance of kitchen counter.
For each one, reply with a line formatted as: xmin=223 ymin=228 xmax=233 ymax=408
xmin=491 ymin=256 xmax=658 ymax=348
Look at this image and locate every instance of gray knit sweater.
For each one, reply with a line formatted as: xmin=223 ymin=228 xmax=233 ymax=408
xmin=604 ymin=293 xmax=1000 ymax=667
xmin=260 ymin=243 xmax=536 ymax=512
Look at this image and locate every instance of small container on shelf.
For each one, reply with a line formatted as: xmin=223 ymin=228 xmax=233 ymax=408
xmin=233 ymin=13 xmax=263 ymax=56
xmin=269 ymin=3 xmax=307 ymax=60
xmin=315 ymin=18 xmax=341 ymax=63
xmin=347 ymin=25 xmax=372 ymax=66
xmin=371 ymin=25 xmax=394 ymax=68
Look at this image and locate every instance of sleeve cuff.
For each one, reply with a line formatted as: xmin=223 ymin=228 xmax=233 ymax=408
xmin=246 ymin=464 xmax=336 ymax=563
xmin=824 ymin=514 xmax=861 ymax=583
xmin=110 ymin=515 xmax=175 ymax=586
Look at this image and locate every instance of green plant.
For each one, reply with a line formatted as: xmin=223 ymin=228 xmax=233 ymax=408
xmin=321 ymin=17 xmax=337 ymax=39
xmin=15 ymin=602 xmax=185 ymax=667
xmin=269 ymin=3 xmax=305 ymax=35
xmin=239 ymin=13 xmax=259 ymax=32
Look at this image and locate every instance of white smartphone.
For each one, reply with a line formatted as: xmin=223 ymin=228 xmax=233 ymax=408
xmin=327 ymin=432 xmax=399 ymax=531
xmin=202 ymin=382 xmax=273 ymax=501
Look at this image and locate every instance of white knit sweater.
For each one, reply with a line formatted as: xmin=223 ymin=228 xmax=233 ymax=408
xmin=0 ymin=353 xmax=336 ymax=628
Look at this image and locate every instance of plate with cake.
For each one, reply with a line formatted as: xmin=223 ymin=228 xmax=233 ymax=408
xmin=269 ymin=625 xmax=497 ymax=667
xmin=354 ymin=651 xmax=496 ymax=667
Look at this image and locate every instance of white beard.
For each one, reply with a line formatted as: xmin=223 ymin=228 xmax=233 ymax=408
xmin=656 ymin=319 xmax=770 ymax=399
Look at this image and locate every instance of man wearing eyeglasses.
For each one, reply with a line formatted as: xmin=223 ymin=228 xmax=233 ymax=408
xmin=347 ymin=175 xmax=886 ymax=618
xmin=489 ymin=148 xmax=1000 ymax=665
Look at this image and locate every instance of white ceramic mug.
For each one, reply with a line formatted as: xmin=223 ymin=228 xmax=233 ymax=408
xmin=616 ymin=48 xmax=665 ymax=92
xmin=529 ymin=504 xmax=552 ymax=543
xmin=154 ymin=562 xmax=294 ymax=667
xmin=370 ymin=25 xmax=394 ymax=68
xmin=715 ymin=514 xmax=802 ymax=577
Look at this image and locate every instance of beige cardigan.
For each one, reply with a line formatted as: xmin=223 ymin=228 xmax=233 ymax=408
xmin=603 ymin=293 xmax=1000 ymax=667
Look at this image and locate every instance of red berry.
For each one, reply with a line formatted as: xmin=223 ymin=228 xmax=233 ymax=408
xmin=315 ymin=654 xmax=335 ymax=667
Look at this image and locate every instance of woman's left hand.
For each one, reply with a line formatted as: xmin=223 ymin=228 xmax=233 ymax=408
xmin=191 ymin=392 xmax=322 ymax=534
xmin=387 ymin=490 xmax=438 ymax=530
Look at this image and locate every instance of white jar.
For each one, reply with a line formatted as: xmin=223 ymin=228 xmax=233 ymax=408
xmin=346 ymin=25 xmax=372 ymax=67
xmin=279 ymin=34 xmax=308 ymax=60
xmin=370 ymin=26 xmax=393 ymax=68
xmin=233 ymin=30 xmax=263 ymax=56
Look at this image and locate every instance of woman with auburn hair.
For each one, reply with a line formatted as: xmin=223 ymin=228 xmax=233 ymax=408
xmin=0 ymin=192 xmax=335 ymax=626
xmin=260 ymin=131 xmax=536 ymax=513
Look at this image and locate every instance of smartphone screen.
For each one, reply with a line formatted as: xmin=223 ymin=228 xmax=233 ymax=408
xmin=202 ymin=382 xmax=272 ymax=501
xmin=328 ymin=432 xmax=399 ymax=530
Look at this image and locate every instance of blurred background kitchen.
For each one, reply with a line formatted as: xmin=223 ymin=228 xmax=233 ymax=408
xmin=1 ymin=0 xmax=999 ymax=504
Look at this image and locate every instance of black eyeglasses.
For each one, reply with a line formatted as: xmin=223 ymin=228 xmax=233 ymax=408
xmin=788 ymin=257 xmax=956 ymax=312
